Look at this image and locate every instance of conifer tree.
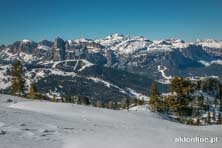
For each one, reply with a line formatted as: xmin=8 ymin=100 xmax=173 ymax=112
xmin=217 ymin=113 xmax=221 ymax=124
xmin=79 ymin=96 xmax=90 ymax=105
xmin=205 ymin=97 xmax=210 ymax=112
xmin=198 ymin=95 xmax=204 ymax=110
xmin=220 ymin=96 xmax=222 ymax=112
xmin=108 ymin=101 xmax=113 ymax=109
xmin=207 ymin=111 xmax=211 ymax=125
xmin=96 ymin=100 xmax=103 ymax=108
xmin=218 ymin=113 xmax=222 ymax=124
xmin=125 ymin=99 xmax=130 ymax=110
xmin=213 ymin=109 xmax=216 ymax=121
xmin=11 ymin=60 xmax=25 ymax=96
xmin=196 ymin=117 xmax=200 ymax=125
xmin=149 ymin=81 xmax=160 ymax=111
xmin=28 ymin=83 xmax=37 ymax=99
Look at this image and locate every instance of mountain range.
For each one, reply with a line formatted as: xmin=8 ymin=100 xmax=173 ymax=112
xmin=0 ymin=34 xmax=222 ymax=102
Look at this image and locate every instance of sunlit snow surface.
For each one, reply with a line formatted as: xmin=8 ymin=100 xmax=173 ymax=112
xmin=0 ymin=94 xmax=221 ymax=148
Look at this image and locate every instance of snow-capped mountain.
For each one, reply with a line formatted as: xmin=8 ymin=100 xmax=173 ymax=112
xmin=0 ymin=34 xmax=222 ymax=100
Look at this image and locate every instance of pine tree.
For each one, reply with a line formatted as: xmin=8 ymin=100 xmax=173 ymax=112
xmin=96 ymin=100 xmax=103 ymax=108
xmin=149 ymin=81 xmax=160 ymax=111
xmin=79 ymin=96 xmax=90 ymax=105
xmin=205 ymin=97 xmax=210 ymax=112
xmin=218 ymin=113 xmax=221 ymax=124
xmin=213 ymin=109 xmax=216 ymax=121
xmin=169 ymin=77 xmax=193 ymax=116
xmin=198 ymin=95 xmax=204 ymax=110
xmin=125 ymin=99 xmax=130 ymax=110
xmin=207 ymin=111 xmax=211 ymax=125
xmin=196 ymin=117 xmax=200 ymax=125
xmin=108 ymin=101 xmax=113 ymax=109
xmin=28 ymin=83 xmax=37 ymax=99
xmin=220 ymin=96 xmax=222 ymax=112
xmin=131 ymin=98 xmax=138 ymax=106
xmin=11 ymin=61 xmax=25 ymax=96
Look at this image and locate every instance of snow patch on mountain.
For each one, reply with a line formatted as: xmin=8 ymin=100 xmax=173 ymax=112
xmin=75 ymin=38 xmax=94 ymax=43
xmin=19 ymin=52 xmax=33 ymax=63
xmin=22 ymin=39 xmax=32 ymax=43
xmin=199 ymin=60 xmax=222 ymax=66
xmin=86 ymin=77 xmax=127 ymax=94
xmin=26 ymin=68 xmax=77 ymax=84
xmin=78 ymin=59 xmax=94 ymax=71
xmin=51 ymin=59 xmax=93 ymax=70
xmin=37 ymin=45 xmax=51 ymax=51
xmin=129 ymin=105 xmax=150 ymax=111
xmin=157 ymin=65 xmax=172 ymax=84
xmin=126 ymin=88 xmax=149 ymax=100
xmin=0 ymin=65 xmax=11 ymax=89
xmin=86 ymin=77 xmax=148 ymax=99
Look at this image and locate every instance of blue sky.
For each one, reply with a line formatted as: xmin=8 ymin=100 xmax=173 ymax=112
xmin=0 ymin=0 xmax=222 ymax=44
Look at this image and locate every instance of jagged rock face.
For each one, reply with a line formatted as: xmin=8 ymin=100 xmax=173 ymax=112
xmin=105 ymin=50 xmax=118 ymax=66
xmin=33 ymin=47 xmax=53 ymax=61
xmin=53 ymin=37 xmax=66 ymax=61
xmin=202 ymin=47 xmax=222 ymax=58
xmin=179 ymin=45 xmax=215 ymax=61
xmin=9 ymin=41 xmax=38 ymax=54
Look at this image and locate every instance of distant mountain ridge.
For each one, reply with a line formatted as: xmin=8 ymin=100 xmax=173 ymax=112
xmin=0 ymin=34 xmax=222 ymax=101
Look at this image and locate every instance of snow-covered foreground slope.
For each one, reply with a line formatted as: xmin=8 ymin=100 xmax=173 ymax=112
xmin=0 ymin=94 xmax=222 ymax=148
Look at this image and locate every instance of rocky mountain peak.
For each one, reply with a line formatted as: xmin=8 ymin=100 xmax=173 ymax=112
xmin=53 ymin=37 xmax=66 ymax=61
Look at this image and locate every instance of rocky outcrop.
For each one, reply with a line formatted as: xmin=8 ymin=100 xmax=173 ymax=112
xmin=53 ymin=37 xmax=66 ymax=61
xmin=9 ymin=40 xmax=37 ymax=54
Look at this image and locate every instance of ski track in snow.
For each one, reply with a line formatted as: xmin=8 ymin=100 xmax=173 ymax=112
xmin=0 ymin=94 xmax=222 ymax=148
xmin=157 ymin=65 xmax=172 ymax=84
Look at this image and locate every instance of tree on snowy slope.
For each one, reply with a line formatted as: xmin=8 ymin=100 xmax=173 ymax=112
xmin=28 ymin=83 xmax=37 ymax=99
xmin=218 ymin=113 xmax=222 ymax=124
xmin=149 ymin=81 xmax=161 ymax=111
xmin=11 ymin=60 xmax=25 ymax=96
xmin=96 ymin=100 xmax=104 ymax=108
xmin=207 ymin=111 xmax=211 ymax=125
xmin=169 ymin=77 xmax=193 ymax=116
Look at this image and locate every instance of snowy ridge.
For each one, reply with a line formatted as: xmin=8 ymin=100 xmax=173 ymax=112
xmin=22 ymin=39 xmax=32 ymax=43
xmin=196 ymin=39 xmax=222 ymax=49
xmin=75 ymin=38 xmax=94 ymax=43
xmin=96 ymin=33 xmax=130 ymax=47
xmin=97 ymin=35 xmax=196 ymax=55
xmin=1 ymin=34 xmax=222 ymax=62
